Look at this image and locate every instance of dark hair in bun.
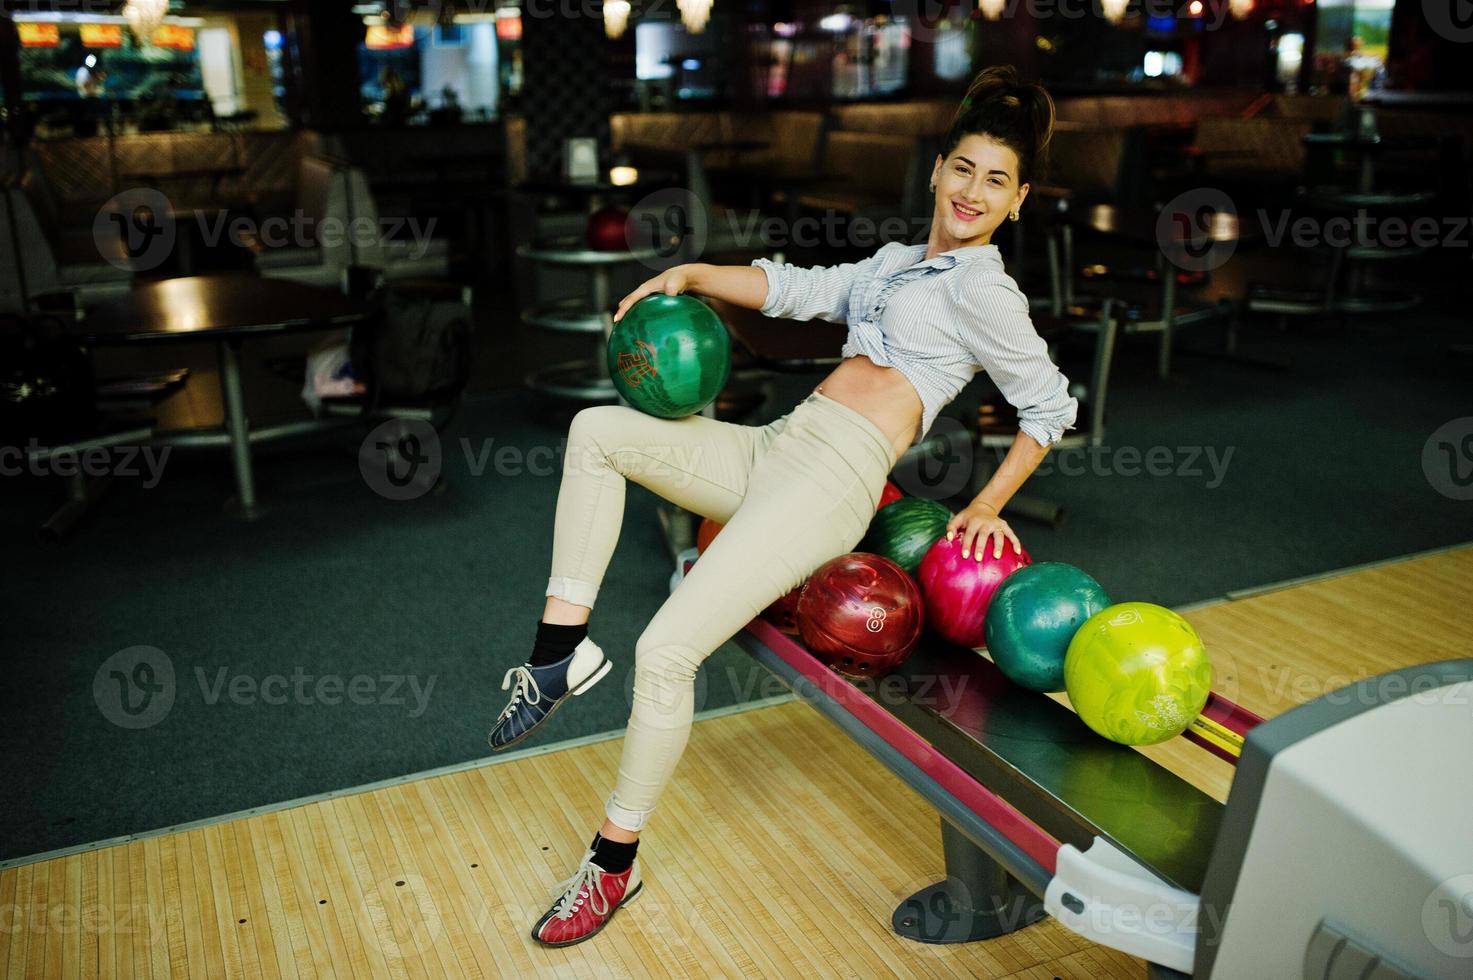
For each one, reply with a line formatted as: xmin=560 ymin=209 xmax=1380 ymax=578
xmin=942 ymin=65 xmax=1055 ymax=186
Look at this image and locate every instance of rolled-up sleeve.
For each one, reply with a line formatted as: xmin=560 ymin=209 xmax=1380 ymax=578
xmin=750 ymin=255 xmax=875 ymax=323
xmin=954 ymin=273 xmax=1078 ymax=448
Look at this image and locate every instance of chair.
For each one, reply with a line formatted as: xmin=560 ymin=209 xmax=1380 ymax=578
xmin=336 ymin=165 xmax=454 ymax=282
xmin=968 ymin=300 xmax=1122 ymax=527
xmin=2 ymin=160 xmax=133 ymax=310
xmin=250 ymin=155 xmax=354 ymax=288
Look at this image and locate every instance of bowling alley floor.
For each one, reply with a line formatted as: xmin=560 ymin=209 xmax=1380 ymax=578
xmin=4 ymin=544 xmax=1468 ymax=979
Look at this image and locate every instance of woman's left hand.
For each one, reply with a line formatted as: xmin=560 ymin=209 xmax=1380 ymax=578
xmin=946 ymin=502 xmax=1022 ymax=562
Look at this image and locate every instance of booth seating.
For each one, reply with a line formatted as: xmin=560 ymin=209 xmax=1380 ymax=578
xmin=0 ymin=131 xmax=326 ymax=311
xmin=247 ymin=158 xmax=452 ymax=288
xmin=718 ymin=610 xmax=1473 ymax=978
xmin=1 ymin=166 xmax=133 ymax=309
xmin=244 ymin=155 xmax=353 ymax=288
xmin=788 ymin=129 xmax=934 ymax=227
xmin=829 ymin=100 xmax=957 ymax=137
xmin=611 ymin=112 xmax=821 ymax=264
xmin=24 ymin=130 xmax=320 ymax=224
xmin=1191 ymin=116 xmax=1312 ymax=203
xmin=1057 ymin=92 xmax=1260 ymax=129
xmin=340 ymin=166 xmax=455 ymax=282
xmin=610 ymin=110 xmax=827 ymax=176
xmin=828 ymin=93 xmax=1261 ymax=139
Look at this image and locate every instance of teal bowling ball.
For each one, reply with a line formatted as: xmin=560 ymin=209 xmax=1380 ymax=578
xmin=984 ymin=562 xmax=1111 ymax=692
xmin=607 ymin=294 xmax=731 ymax=418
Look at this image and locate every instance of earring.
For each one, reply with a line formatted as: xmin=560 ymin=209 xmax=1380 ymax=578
xmin=1008 ymin=210 xmax=1020 ymax=222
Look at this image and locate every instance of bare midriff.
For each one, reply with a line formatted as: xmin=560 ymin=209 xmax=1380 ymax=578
xmin=813 ymin=355 xmax=922 ymax=463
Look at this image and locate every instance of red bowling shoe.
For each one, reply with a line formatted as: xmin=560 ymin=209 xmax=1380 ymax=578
xmin=530 ymin=848 xmax=642 ymax=947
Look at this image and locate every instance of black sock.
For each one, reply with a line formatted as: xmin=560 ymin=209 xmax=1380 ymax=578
xmin=590 ymin=832 xmax=638 ymax=873
xmin=529 ymin=620 xmax=588 ymax=667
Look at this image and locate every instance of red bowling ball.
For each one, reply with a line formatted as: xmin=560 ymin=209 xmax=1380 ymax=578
xmin=761 ymin=584 xmax=804 ymax=635
xmin=878 ymin=480 xmax=904 ymax=510
xmin=585 ymin=206 xmax=632 ymax=251
xmin=918 ymin=536 xmax=1031 ymax=649
xmin=796 ymin=552 xmax=924 ymax=678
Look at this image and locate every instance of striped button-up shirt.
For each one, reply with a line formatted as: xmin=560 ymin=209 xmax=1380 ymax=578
xmin=753 ymin=242 xmax=1078 ymax=448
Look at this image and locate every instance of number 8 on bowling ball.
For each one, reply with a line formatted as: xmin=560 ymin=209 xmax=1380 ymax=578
xmin=796 ymin=553 xmax=924 ymax=679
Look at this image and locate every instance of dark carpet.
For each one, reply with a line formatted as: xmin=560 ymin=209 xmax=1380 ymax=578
xmin=3 ymin=296 xmax=1471 ymax=863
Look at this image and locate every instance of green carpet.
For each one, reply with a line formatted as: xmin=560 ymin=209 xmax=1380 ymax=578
xmin=3 ymin=301 xmax=1471 ymax=864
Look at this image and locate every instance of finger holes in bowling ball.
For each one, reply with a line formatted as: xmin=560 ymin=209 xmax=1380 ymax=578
xmin=841 ymin=657 xmax=853 ymax=667
xmin=860 ymin=663 xmax=871 ymax=671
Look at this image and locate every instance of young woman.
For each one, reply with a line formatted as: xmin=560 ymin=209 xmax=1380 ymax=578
xmin=490 ymin=65 xmax=1077 ymax=948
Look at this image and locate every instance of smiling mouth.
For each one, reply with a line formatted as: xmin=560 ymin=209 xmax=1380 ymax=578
xmin=951 ymin=202 xmax=982 ymax=221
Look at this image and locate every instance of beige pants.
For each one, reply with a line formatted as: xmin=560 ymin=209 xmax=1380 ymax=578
xmin=547 ymin=391 xmax=897 ymax=831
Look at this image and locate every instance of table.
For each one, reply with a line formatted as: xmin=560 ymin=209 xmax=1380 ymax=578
xmin=58 ymin=274 xmax=369 ymax=518
xmin=1301 ymin=132 xmax=1438 ymax=194
xmin=516 ymin=241 xmax=663 ymax=402
xmin=1244 ymin=135 xmax=1441 ymax=319
xmin=515 ymin=168 xmax=681 ymax=211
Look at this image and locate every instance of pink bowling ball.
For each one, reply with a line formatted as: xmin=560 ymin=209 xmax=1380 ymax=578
xmin=917 ymin=536 xmax=1031 ymax=648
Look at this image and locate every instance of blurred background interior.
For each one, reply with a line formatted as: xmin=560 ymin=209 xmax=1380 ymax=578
xmin=0 ymin=0 xmax=1469 ymax=859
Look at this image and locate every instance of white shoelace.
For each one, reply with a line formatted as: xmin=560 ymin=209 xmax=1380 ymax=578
xmin=497 ymin=665 xmax=543 ymax=721
xmin=550 ymin=850 xmax=610 ymax=920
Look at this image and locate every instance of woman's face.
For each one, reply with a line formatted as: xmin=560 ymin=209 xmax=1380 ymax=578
xmin=930 ymin=134 xmax=1030 ymax=249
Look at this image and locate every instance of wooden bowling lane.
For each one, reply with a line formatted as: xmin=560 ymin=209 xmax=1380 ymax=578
xmin=1126 ymin=543 xmax=1473 ymax=803
xmin=2 ymin=544 xmax=1468 ymax=978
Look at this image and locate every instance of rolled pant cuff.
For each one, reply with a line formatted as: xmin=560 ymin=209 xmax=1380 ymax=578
xmin=604 ymin=792 xmax=653 ymax=833
xmin=546 ymin=576 xmax=599 ymax=608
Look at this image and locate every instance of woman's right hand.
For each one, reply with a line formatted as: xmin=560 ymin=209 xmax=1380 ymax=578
xmin=614 ymin=265 xmax=699 ymax=323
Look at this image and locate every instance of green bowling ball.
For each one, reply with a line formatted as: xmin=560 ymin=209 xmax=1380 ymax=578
xmin=984 ymin=562 xmax=1111 ymax=692
xmin=1064 ymin=602 xmax=1213 ymax=746
xmin=607 ymin=294 xmax=731 ymax=418
xmin=858 ymin=496 xmax=951 ymax=576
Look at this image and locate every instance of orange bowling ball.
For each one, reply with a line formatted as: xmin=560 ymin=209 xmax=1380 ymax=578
xmin=696 ymin=518 xmax=723 ymax=555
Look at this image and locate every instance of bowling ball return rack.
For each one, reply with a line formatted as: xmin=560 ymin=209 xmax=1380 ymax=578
xmin=727 ymin=610 xmax=1472 ymax=978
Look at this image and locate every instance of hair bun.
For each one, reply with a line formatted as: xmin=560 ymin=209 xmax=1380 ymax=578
xmin=946 ymin=65 xmax=1056 ymax=184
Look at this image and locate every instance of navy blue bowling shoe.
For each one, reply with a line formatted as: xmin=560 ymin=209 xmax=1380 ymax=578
xmin=489 ymin=637 xmax=611 ymax=751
